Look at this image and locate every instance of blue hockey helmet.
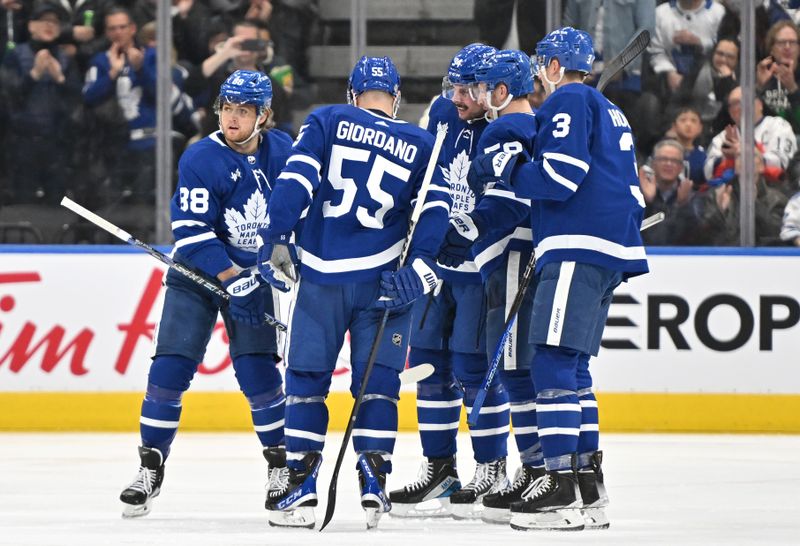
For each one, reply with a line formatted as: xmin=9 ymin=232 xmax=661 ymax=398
xmin=348 ymin=56 xmax=401 ymax=98
xmin=535 ymin=26 xmax=594 ymax=74
xmin=218 ymin=69 xmax=272 ymax=111
xmin=474 ymin=49 xmax=534 ymax=97
xmin=442 ymin=43 xmax=497 ymax=98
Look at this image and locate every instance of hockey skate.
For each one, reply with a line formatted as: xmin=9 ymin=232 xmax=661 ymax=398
xmin=448 ymin=458 xmax=508 ymax=519
xmin=120 ymin=446 xmax=165 ymax=518
xmin=262 ymin=446 xmax=287 ymax=509
xmin=357 ymin=453 xmax=391 ymax=530
xmin=509 ymin=469 xmax=585 ymax=531
xmin=481 ymin=463 xmax=546 ymax=524
xmin=266 ymin=451 xmax=321 ymax=529
xmin=578 ymin=451 xmax=610 ymax=530
xmin=388 ymin=456 xmax=461 ymax=518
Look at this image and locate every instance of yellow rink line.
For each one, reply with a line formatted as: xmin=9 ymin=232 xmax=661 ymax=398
xmin=1 ymin=392 xmax=799 ymax=433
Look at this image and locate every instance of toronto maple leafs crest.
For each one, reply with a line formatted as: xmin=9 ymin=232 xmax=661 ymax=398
xmin=224 ymin=190 xmax=268 ymax=250
xmin=440 ymin=150 xmax=473 ymax=214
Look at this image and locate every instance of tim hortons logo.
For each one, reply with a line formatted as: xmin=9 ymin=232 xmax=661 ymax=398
xmin=0 ymin=270 xmax=234 ymax=376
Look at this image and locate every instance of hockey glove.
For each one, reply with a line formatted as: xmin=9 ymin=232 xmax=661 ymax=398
xmin=376 ymin=257 xmax=441 ymax=309
xmin=222 ymin=270 xmax=272 ymax=327
xmin=467 ymin=150 xmax=520 ymax=196
xmin=437 ymin=212 xmax=482 ymax=268
xmin=257 ymin=232 xmax=299 ymax=293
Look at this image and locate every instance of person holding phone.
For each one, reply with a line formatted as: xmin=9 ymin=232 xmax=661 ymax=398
xmin=757 ymin=20 xmax=800 ymax=133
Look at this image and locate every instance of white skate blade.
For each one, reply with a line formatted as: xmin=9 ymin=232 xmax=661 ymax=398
xmin=399 ymin=363 xmax=434 ymax=385
xmin=267 ymin=506 xmax=316 ymax=529
xmin=389 ymin=497 xmax=452 ymax=518
xmin=510 ymin=508 xmax=585 ymax=531
xmin=365 ymin=507 xmax=385 ymax=530
xmin=449 ymin=501 xmax=484 ymax=520
xmin=121 ymin=499 xmax=153 ymax=518
xmin=581 ymin=507 xmax=610 ymax=529
xmin=481 ymin=506 xmax=511 ymax=524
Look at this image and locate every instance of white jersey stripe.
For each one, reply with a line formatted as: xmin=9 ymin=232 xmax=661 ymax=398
xmin=417 ymin=399 xmax=462 ymax=409
xmin=469 ymin=424 xmax=511 ymax=437
xmin=352 ymin=428 xmax=397 ymax=439
xmin=537 ymin=426 xmax=581 ymax=437
xmin=543 ymin=152 xmax=590 ymax=173
xmin=140 ymin=416 xmax=179 ymax=429
xmin=254 ymin=419 xmax=285 ymax=432
xmin=298 ymin=238 xmax=404 ymax=274
xmin=465 ymin=403 xmax=510 ymax=414
xmin=546 ymin=261 xmax=575 ymax=346
xmin=278 ymin=172 xmax=315 ymax=199
xmin=511 ymin=401 xmax=537 ymax=413
xmin=473 ymin=227 xmax=532 ymax=271
xmin=485 ymin=188 xmax=531 ymax=205
xmin=580 ymin=400 xmax=598 ymax=408
xmin=535 ymin=234 xmax=647 ymax=262
xmin=580 ymin=424 xmax=600 ymax=432
xmin=171 ymin=219 xmax=207 ymax=229
xmin=512 ymin=425 xmax=539 ymax=435
xmin=284 ymin=427 xmax=326 ymax=443
xmin=536 ymin=401 xmax=581 ymax=413
xmin=418 ymin=422 xmax=461 ymax=431
xmin=174 ymin=231 xmax=216 ymax=249
xmin=287 ymin=153 xmax=322 ymax=174
xmin=543 ymin=157 xmax=579 ymax=192
xmin=421 ymin=200 xmax=450 ymax=214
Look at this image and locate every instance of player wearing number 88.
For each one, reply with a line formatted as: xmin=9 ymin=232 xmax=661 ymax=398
xmin=118 ymin=70 xmax=293 ymax=518
xmin=256 ymin=56 xmax=451 ymax=529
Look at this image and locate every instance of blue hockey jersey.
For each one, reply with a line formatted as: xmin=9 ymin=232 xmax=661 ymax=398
xmin=512 ymin=84 xmax=648 ymax=278
xmin=171 ymin=129 xmax=293 ymax=278
xmin=265 ymin=105 xmax=451 ymax=284
xmin=470 ymin=112 xmax=536 ymax=281
xmin=426 ymin=95 xmax=488 ymax=284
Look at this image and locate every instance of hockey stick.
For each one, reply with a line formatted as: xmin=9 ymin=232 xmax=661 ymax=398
xmin=467 ymin=211 xmax=662 ymax=426
xmin=399 ymin=363 xmax=434 ymax=385
xmin=60 ymin=197 xmax=288 ymax=332
xmin=595 ymin=29 xmax=650 ymax=93
xmin=466 ymin=30 xmax=652 ymax=427
xmin=319 ymin=123 xmax=448 ymax=532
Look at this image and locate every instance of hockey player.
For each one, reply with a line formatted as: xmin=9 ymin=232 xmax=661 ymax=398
xmin=256 ymin=56 xmax=450 ymax=530
xmin=438 ymin=48 xmax=546 ymax=525
xmin=389 ymin=43 xmax=513 ymax=520
xmin=118 ymin=70 xmax=292 ymax=518
xmin=470 ymin=28 xmax=649 ymax=531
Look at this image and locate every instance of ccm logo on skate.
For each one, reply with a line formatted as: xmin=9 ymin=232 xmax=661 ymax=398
xmin=603 ymin=293 xmax=800 ymax=351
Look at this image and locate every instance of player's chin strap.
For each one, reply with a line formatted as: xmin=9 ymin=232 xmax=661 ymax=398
xmin=218 ymin=106 xmax=267 ymax=146
xmin=539 ymin=65 xmax=565 ymax=95
xmin=484 ymin=89 xmax=514 ymax=122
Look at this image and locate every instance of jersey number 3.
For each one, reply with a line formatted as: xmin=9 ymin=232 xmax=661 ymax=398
xmin=323 ymin=144 xmax=411 ymax=229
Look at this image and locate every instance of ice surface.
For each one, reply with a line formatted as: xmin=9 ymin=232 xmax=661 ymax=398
xmin=1 ymin=432 xmax=799 ymax=545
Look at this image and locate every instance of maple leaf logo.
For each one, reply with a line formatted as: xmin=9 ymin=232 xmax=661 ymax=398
xmin=224 ymin=190 xmax=268 ymax=251
xmin=441 ymin=150 xmax=474 ymax=214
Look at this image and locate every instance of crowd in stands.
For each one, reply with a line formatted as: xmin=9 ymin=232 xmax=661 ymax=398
xmin=2 ymin=0 xmax=800 ymax=247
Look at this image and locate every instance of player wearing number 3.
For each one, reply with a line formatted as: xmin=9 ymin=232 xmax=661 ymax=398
xmin=118 ymin=70 xmax=292 ymax=517
xmin=464 ymin=28 xmax=650 ymax=531
xmin=256 ymin=56 xmax=450 ymax=529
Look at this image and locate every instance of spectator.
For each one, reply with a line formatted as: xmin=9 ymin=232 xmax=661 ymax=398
xmin=757 ymin=20 xmax=800 ymax=133
xmin=82 ymin=7 xmax=196 ymax=204
xmin=665 ymin=106 xmax=708 ymax=188
xmin=267 ymin=0 xmax=317 ymax=90
xmin=49 ymin=0 xmax=106 ymax=73
xmin=200 ymin=19 xmax=291 ymax=136
xmin=638 ymin=139 xmax=696 ymax=245
xmin=704 ymin=86 xmax=797 ymax=192
xmin=173 ymin=0 xmax=215 ymax=66
xmin=692 ymin=147 xmax=788 ymax=246
xmin=474 ymin=0 xmax=547 ymax=54
xmin=780 ymin=190 xmax=800 ymax=245
xmin=705 ymin=37 xmax=740 ymax=135
xmin=648 ymin=0 xmax=725 ymax=104
xmin=1 ymin=0 xmax=32 ymax=65
xmin=0 ymin=2 xmax=81 ymax=205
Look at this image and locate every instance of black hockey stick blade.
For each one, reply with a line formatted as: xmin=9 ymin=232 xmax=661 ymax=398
xmin=596 ymin=29 xmax=650 ymax=92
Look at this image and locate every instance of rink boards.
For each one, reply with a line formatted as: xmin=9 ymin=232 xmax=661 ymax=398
xmin=1 ymin=246 xmax=799 ymax=432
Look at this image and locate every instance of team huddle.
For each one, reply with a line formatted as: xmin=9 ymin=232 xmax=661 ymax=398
xmin=118 ymin=26 xmax=649 ymax=533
